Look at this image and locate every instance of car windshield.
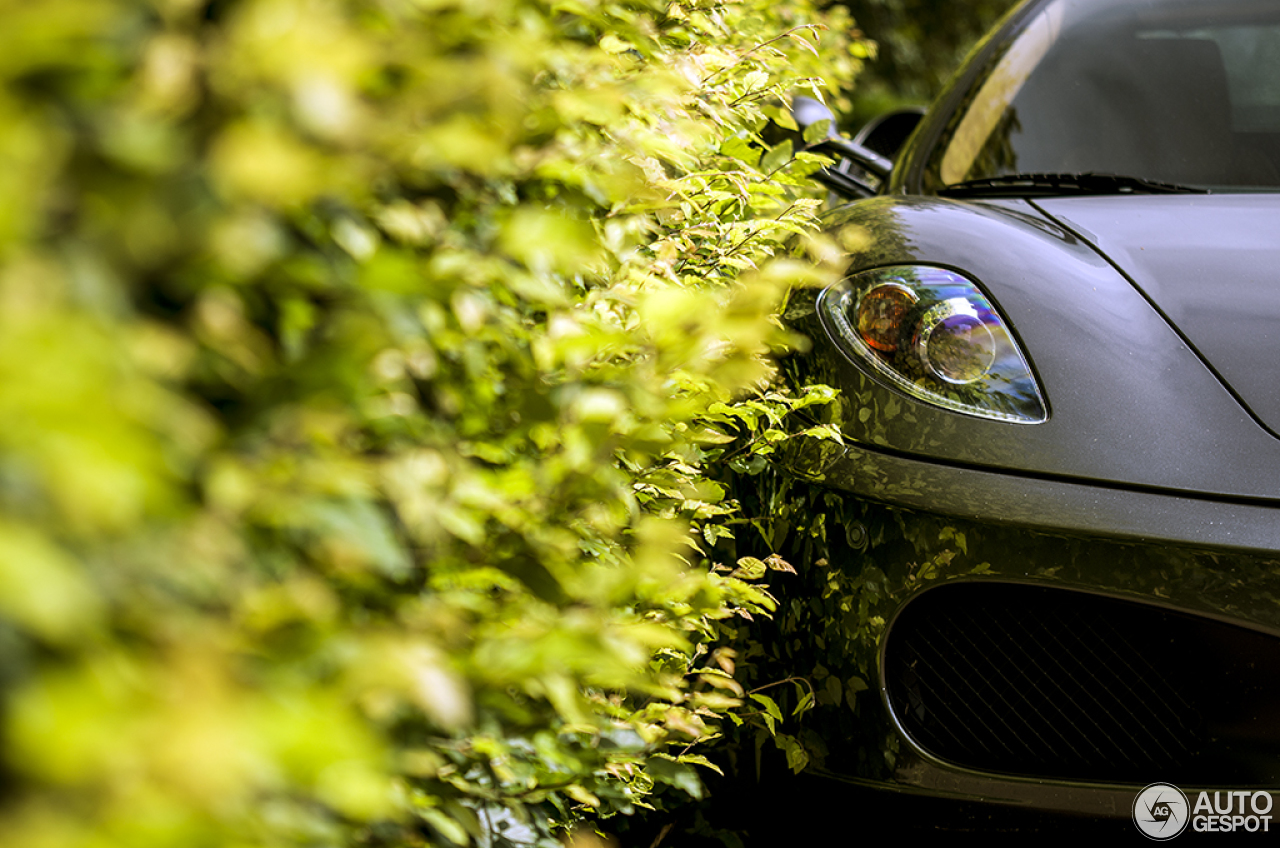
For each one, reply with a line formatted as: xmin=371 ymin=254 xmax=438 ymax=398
xmin=925 ymin=0 xmax=1280 ymax=193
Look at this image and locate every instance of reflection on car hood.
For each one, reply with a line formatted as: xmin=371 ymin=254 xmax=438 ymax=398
xmin=1035 ymin=194 xmax=1280 ymax=438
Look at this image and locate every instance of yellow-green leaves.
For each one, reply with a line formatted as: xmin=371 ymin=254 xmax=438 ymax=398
xmin=0 ymin=0 xmax=867 ymax=844
xmin=0 ymin=524 xmax=102 ymax=642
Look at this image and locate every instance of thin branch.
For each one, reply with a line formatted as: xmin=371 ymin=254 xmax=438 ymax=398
xmin=748 ymin=675 xmax=814 ymax=697
xmin=701 ymin=25 xmax=828 ymax=85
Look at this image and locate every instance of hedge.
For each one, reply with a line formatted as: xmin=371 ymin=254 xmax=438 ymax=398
xmin=0 ymin=0 xmax=867 ymax=845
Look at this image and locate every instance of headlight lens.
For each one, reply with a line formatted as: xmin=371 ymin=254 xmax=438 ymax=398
xmin=817 ymin=265 xmax=1047 ymax=423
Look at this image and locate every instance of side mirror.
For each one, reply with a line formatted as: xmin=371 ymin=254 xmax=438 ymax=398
xmin=853 ymin=107 xmax=926 ymax=162
xmin=791 ymin=96 xmax=895 ymax=199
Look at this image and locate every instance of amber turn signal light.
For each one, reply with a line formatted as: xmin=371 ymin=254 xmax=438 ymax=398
xmin=856 ymin=282 xmax=918 ymax=352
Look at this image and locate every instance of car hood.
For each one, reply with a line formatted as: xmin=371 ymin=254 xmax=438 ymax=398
xmin=1035 ymin=194 xmax=1280 ymax=438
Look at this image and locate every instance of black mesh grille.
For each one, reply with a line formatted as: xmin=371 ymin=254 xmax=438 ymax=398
xmin=884 ymin=583 xmax=1280 ymax=783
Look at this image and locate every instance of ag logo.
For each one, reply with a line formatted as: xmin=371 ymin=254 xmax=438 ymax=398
xmin=1134 ymin=783 xmax=1190 ymax=840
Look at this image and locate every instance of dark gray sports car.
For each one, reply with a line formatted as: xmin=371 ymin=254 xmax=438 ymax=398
xmin=780 ymin=0 xmax=1280 ymax=828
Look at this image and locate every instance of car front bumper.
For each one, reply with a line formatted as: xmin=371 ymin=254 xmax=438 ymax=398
xmin=774 ymin=437 xmax=1280 ymax=820
xmin=808 ymin=438 xmax=1280 ymax=557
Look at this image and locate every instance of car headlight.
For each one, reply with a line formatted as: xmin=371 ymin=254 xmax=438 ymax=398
xmin=817 ymin=265 xmax=1047 ymax=423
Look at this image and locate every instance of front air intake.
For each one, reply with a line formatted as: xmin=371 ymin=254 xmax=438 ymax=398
xmin=883 ymin=582 xmax=1280 ymax=784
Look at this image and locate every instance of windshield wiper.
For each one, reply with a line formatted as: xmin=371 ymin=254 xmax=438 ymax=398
xmin=939 ymin=172 xmax=1210 ymax=198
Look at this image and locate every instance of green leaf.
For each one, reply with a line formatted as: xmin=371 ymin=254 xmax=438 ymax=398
xmin=420 ymin=808 xmax=471 ymax=846
xmin=760 ymin=139 xmax=794 ymax=173
xmin=750 ymin=693 xmax=784 ymax=723
xmin=802 ymin=118 xmax=831 ymax=144
xmin=778 ymin=734 xmax=810 ymax=773
xmin=647 ymin=757 xmax=704 ymax=800
xmin=675 ymin=753 xmax=724 ymax=776
xmin=731 ymin=556 xmax=767 ymax=580
xmin=800 ymin=424 xmax=845 ymax=445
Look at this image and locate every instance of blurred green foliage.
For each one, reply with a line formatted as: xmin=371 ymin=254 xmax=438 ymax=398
xmin=0 ymin=0 xmax=867 ymax=845
xmin=841 ymin=0 xmax=1020 ymax=122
